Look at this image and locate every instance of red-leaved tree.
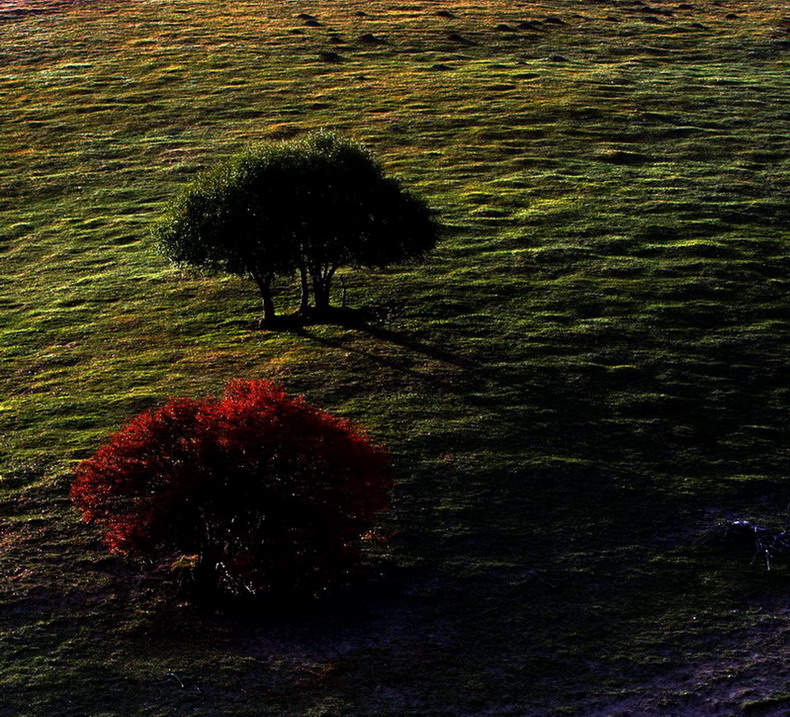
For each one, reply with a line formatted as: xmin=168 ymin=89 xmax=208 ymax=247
xmin=71 ymin=380 xmax=392 ymax=600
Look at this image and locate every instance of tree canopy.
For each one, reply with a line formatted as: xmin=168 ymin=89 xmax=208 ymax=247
xmin=154 ymin=131 xmax=439 ymax=323
xmin=71 ymin=379 xmax=392 ymax=601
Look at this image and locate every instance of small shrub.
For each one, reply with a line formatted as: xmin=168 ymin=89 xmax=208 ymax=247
xmin=71 ymin=380 xmax=392 ymax=601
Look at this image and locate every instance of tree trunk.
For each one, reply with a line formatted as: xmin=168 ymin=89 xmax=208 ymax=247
xmin=261 ymin=287 xmax=276 ymax=323
xmin=313 ymin=279 xmax=331 ymax=312
xmin=298 ymin=263 xmax=310 ymax=314
xmin=251 ymin=271 xmax=276 ymax=323
xmin=312 ymin=267 xmax=337 ymax=313
xmin=339 ymin=276 xmax=348 ymax=308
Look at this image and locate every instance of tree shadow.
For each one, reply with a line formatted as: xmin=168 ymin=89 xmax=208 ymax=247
xmin=257 ymin=304 xmax=479 ymax=393
xmin=290 ymin=324 xmax=455 ymax=391
xmin=287 ymin=310 xmax=788 ymax=494
xmin=350 ymin=322 xmax=476 ymax=370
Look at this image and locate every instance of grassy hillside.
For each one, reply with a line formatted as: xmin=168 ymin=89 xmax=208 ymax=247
xmin=1 ymin=0 xmax=789 ymax=714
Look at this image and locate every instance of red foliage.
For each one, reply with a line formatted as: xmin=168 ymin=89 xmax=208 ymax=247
xmin=71 ymin=380 xmax=392 ymax=599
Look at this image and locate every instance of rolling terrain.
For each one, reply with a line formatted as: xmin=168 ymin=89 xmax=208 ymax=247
xmin=1 ymin=0 xmax=790 ymax=714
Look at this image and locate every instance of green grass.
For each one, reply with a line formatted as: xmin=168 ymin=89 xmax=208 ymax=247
xmin=1 ymin=0 xmax=790 ymax=713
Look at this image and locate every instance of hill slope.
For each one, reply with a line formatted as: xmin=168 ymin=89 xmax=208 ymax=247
xmin=1 ymin=0 xmax=789 ymax=714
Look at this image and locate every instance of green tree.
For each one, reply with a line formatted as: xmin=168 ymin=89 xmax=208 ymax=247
xmin=154 ymin=131 xmax=438 ymax=323
xmin=290 ymin=132 xmax=439 ymax=313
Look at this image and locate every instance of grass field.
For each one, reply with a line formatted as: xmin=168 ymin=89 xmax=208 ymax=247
xmin=1 ymin=0 xmax=790 ymax=714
